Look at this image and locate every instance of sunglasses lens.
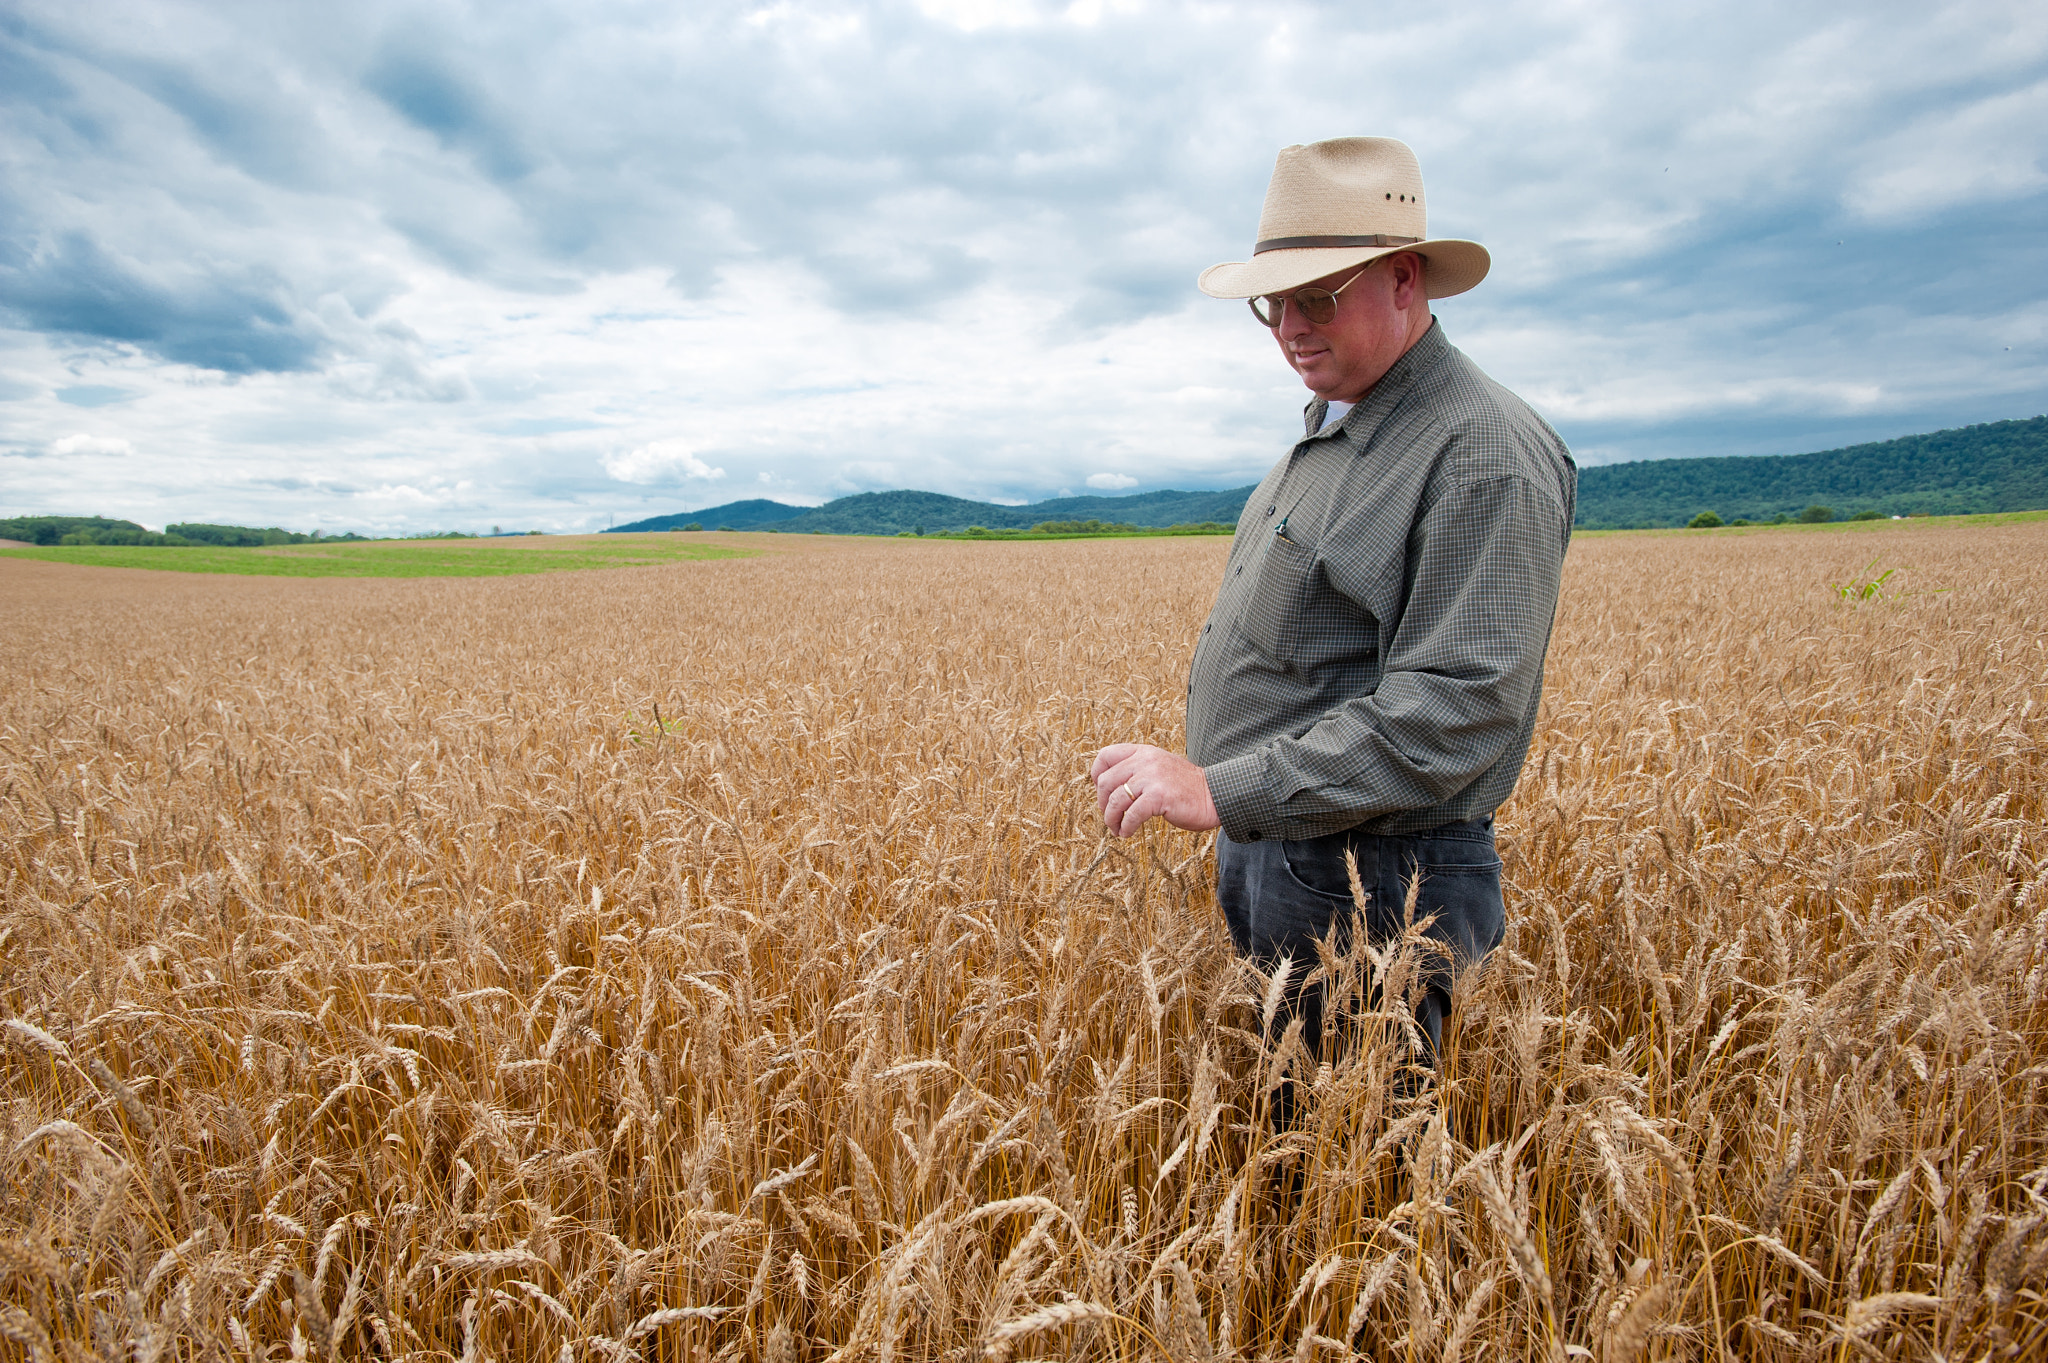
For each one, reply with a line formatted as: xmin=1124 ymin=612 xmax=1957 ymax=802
xmin=1249 ymin=288 xmax=1339 ymax=327
xmin=1296 ymin=289 xmax=1337 ymax=325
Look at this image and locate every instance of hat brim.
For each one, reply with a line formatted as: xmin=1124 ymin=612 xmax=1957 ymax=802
xmin=1197 ymin=238 xmax=1490 ymax=301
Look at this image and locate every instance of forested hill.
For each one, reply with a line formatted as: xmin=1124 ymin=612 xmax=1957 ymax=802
xmin=609 ymin=486 xmax=1257 ymax=535
xmin=1575 ymin=416 xmax=2047 ymax=528
xmin=611 ymin=499 xmax=806 ymax=532
xmin=772 ymin=487 xmax=1254 ymax=535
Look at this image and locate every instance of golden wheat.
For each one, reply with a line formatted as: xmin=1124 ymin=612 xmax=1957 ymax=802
xmin=2 ymin=525 xmax=2044 ymax=1360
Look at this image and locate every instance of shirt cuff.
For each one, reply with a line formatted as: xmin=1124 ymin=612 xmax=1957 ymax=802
xmin=1202 ymin=752 xmax=1282 ymax=843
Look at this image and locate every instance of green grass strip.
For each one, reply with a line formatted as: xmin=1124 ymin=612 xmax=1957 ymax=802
xmin=0 ymin=537 xmax=755 ymax=578
xmin=1574 ymin=507 xmax=2048 ymax=538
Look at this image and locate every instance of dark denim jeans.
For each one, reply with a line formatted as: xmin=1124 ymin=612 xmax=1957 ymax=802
xmin=1214 ymin=817 xmax=1505 ymax=1061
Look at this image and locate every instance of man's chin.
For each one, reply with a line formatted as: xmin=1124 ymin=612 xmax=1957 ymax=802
xmin=1292 ymin=362 xmax=1337 ymax=391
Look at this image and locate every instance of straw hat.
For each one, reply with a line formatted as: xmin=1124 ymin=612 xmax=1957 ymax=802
xmin=1198 ymin=137 xmax=1490 ymax=301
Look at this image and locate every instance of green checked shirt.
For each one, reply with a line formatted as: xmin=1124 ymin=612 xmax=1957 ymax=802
xmin=1187 ymin=320 xmax=1577 ymax=842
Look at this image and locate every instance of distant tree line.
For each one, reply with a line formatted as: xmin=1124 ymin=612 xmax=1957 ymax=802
xmin=1033 ymin=519 xmax=1141 ymax=534
xmin=0 ymin=515 xmax=374 ymax=546
xmin=1684 ymin=505 xmax=1890 ymax=528
xmin=169 ymin=522 xmax=366 ymax=545
xmin=0 ymin=515 xmax=165 ymax=545
xmin=0 ymin=516 xmax=531 ymax=546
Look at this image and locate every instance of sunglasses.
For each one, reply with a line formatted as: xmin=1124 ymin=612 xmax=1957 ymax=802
xmin=1247 ymin=264 xmax=1373 ymax=328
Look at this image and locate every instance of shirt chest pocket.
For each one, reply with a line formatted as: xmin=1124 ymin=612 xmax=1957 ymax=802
xmin=1235 ymin=531 xmax=1314 ymax=668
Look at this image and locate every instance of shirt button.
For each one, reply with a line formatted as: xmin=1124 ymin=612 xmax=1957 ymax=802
xmin=1265 ymin=505 xmax=1275 ymax=516
xmin=1235 ymin=565 xmax=1243 ymax=575
xmin=1204 ymin=623 xmax=1212 ymax=633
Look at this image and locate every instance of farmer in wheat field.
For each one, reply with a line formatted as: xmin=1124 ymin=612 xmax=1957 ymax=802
xmin=1092 ymin=136 xmax=1576 ymax=1066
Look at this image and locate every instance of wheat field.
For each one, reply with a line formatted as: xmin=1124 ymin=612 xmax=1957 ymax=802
xmin=2 ymin=525 xmax=2044 ymax=1361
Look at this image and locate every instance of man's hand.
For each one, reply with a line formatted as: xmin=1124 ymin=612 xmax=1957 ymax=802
xmin=1090 ymin=743 xmax=1221 ymax=838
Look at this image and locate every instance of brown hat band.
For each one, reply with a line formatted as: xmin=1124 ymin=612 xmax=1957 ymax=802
xmin=1253 ymin=233 xmax=1422 ymax=254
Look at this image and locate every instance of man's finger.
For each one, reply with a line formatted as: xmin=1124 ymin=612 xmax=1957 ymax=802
xmin=1130 ymin=792 xmax=1157 ymax=837
xmin=1094 ymin=754 xmax=1143 ymax=815
xmin=1095 ymin=761 xmax=1128 ymax=817
xmin=1099 ymin=769 xmax=1132 ymax=836
xmin=1092 ymin=747 xmax=1132 ymax=817
xmin=1108 ymin=775 xmax=1139 ymax=830
xmin=1113 ymin=781 xmax=1156 ymax=838
xmin=1089 ymin=743 xmax=1139 ymax=780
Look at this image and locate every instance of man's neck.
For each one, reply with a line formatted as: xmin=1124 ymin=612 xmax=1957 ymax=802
xmin=1315 ymin=314 xmax=1435 ymax=405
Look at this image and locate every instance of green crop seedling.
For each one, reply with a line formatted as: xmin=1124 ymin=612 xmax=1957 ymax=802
xmin=1830 ymin=558 xmax=1949 ymax=602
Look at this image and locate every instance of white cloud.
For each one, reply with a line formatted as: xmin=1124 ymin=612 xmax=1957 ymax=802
xmin=603 ymin=439 xmax=727 ymax=485
xmin=357 ymin=483 xmax=454 ymax=508
xmin=50 ymin=433 xmax=135 ymax=457
xmin=913 ymin=0 xmax=1142 ymax=32
xmin=1086 ymin=472 xmax=1138 ymax=489
xmin=913 ymin=0 xmax=1037 ymax=31
xmin=1843 ymin=78 xmax=2048 ymax=221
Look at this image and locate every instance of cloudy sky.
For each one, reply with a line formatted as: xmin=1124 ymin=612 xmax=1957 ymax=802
xmin=2 ymin=0 xmax=2043 ymax=534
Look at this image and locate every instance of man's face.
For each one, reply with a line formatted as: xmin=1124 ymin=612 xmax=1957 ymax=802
xmin=1269 ymin=252 xmax=1428 ymax=403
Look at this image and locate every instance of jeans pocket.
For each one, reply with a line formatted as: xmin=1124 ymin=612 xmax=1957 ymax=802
xmin=1251 ymin=843 xmax=1353 ymax=962
xmin=1409 ymin=858 xmax=1505 ymax=968
xmin=1277 ymin=832 xmax=1363 ymax=903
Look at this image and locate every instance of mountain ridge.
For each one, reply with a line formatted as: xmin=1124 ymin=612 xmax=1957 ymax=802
xmin=609 ymin=487 xmax=1254 ymax=535
xmin=1572 ymin=415 xmax=2048 ymax=528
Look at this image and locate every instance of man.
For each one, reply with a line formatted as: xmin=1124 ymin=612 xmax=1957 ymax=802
xmin=1091 ymin=136 xmax=1575 ymax=1061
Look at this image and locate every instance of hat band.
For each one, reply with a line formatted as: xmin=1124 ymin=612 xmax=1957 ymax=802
xmin=1253 ymin=233 xmax=1422 ymax=254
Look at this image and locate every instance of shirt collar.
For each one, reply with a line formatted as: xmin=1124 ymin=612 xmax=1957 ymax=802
xmin=1301 ymin=317 xmax=1448 ymax=439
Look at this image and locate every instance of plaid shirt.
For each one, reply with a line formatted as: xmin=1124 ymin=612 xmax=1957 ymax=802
xmin=1187 ymin=320 xmax=1576 ymax=841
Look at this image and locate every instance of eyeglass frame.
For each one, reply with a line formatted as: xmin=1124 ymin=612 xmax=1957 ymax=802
xmin=1246 ymin=262 xmax=1376 ymax=329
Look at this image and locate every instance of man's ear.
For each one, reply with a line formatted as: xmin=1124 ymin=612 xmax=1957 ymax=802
xmin=1390 ymin=251 xmax=1427 ymax=310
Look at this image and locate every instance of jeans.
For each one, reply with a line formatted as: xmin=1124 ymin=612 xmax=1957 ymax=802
xmin=1214 ymin=817 xmax=1505 ymax=1061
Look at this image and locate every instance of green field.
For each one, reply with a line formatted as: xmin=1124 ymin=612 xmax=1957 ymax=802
xmin=1573 ymin=506 xmax=2048 ymax=538
xmin=0 ymin=535 xmax=754 ymax=578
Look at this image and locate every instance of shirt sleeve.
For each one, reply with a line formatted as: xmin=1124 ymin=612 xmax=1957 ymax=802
xmin=1201 ymin=465 xmax=1566 ymax=842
